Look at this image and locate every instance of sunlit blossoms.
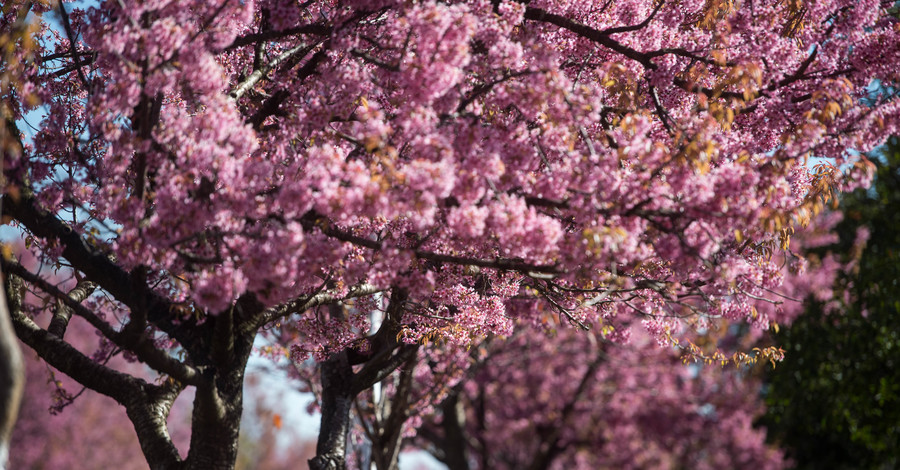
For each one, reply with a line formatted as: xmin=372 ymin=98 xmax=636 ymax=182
xmin=2 ymin=0 xmax=898 ymax=467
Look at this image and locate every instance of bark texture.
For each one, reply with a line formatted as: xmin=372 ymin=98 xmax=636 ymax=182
xmin=0 ymin=279 xmax=23 ymax=470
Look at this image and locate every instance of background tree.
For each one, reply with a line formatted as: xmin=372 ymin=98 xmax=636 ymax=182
xmin=763 ymin=136 xmax=900 ymax=470
xmin=12 ymin=344 xmax=319 ymax=470
xmin=11 ymin=299 xmax=317 ymax=470
xmin=341 ymin=325 xmax=787 ymax=470
xmin=2 ymin=0 xmax=899 ymax=469
xmin=328 ymin=219 xmax=848 ymax=470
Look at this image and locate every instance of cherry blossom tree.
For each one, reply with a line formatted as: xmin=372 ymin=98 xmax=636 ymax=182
xmin=410 ymin=328 xmax=786 ymax=470
xmin=10 ymin=336 xmax=315 ymax=470
xmin=319 ymin=218 xmax=846 ymax=470
xmin=2 ymin=0 xmax=898 ymax=469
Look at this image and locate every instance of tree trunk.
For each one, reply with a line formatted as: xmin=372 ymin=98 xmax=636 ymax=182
xmin=369 ymin=353 xmax=418 ymax=470
xmin=309 ymin=351 xmax=355 ymax=470
xmin=0 ymin=280 xmax=23 ymax=470
xmin=185 ymin=375 xmax=246 ymax=470
xmin=185 ymin=314 xmax=256 ymax=470
xmin=439 ymin=394 xmax=471 ymax=470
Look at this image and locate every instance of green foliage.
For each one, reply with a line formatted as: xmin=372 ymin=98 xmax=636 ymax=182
xmin=762 ymin=137 xmax=900 ymax=470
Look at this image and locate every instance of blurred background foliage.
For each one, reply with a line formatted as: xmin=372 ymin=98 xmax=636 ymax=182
xmin=762 ymin=136 xmax=900 ymax=470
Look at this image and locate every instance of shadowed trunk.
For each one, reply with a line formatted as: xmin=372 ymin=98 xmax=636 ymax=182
xmin=310 ymin=291 xmax=419 ymax=470
xmin=309 ymin=351 xmax=355 ymax=470
xmin=185 ymin=305 xmax=257 ymax=470
xmin=369 ymin=353 xmax=417 ymax=470
xmin=0 ymin=274 xmax=23 ymax=470
xmin=439 ymin=394 xmax=471 ymax=470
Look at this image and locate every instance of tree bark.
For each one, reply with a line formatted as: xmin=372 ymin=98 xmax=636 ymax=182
xmin=369 ymin=353 xmax=417 ymax=470
xmin=185 ymin=307 xmax=256 ymax=470
xmin=0 ymin=271 xmax=23 ymax=470
xmin=310 ymin=350 xmax=355 ymax=470
xmin=185 ymin=374 xmax=246 ymax=470
xmin=439 ymin=394 xmax=471 ymax=470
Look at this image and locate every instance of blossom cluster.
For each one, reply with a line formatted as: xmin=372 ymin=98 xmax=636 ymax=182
xmin=9 ymin=0 xmax=899 ymax=395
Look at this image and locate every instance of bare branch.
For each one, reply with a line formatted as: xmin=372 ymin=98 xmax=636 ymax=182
xmin=55 ymin=1 xmax=90 ymax=89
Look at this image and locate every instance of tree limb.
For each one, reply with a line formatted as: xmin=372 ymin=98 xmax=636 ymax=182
xmin=244 ymin=282 xmax=382 ymax=333
xmin=523 ymin=7 xmax=657 ymax=69
xmin=2 ymin=259 xmax=201 ymax=386
xmin=48 ymin=280 xmax=95 ymax=338
xmin=225 ymin=23 xmax=331 ymax=50
xmin=2 ymin=193 xmax=207 ymax=358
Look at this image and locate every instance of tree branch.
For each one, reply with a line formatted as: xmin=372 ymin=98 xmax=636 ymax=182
xmin=352 ymin=344 xmax=418 ymax=395
xmin=230 ymin=42 xmax=315 ymax=99
xmin=7 ymin=277 xmax=145 ymax=403
xmin=2 ymin=259 xmax=201 ymax=386
xmin=124 ymin=380 xmax=187 ymax=470
xmin=55 ymin=0 xmax=90 ymax=89
xmin=244 ymin=282 xmax=383 ymax=333
xmin=2 ymin=193 xmax=208 ymax=358
xmin=523 ymin=7 xmax=657 ymax=69
xmin=457 ymin=70 xmax=538 ymax=113
xmin=247 ymin=48 xmax=328 ymax=130
xmin=599 ymin=1 xmax=664 ymax=35
xmin=225 ymin=23 xmax=331 ymax=50
xmin=299 ymin=211 xmax=560 ymax=275
xmin=48 ymin=280 xmax=95 ymax=338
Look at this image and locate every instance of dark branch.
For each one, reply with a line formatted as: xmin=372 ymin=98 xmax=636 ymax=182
xmin=56 ymin=0 xmax=90 ymax=88
xmin=457 ymin=70 xmax=537 ymax=113
xmin=353 ymin=344 xmax=418 ymax=395
xmin=3 ymin=260 xmax=201 ymax=385
xmin=523 ymin=7 xmax=657 ymax=69
xmin=8 ymin=283 xmax=144 ymax=403
xmin=299 ymin=211 xmax=560 ymax=275
xmin=599 ymin=1 xmax=664 ymax=35
xmin=2 ymin=193 xmax=207 ymax=360
xmin=247 ymin=48 xmax=328 ymax=130
xmin=225 ymin=23 xmax=331 ymax=50
xmin=245 ymin=282 xmax=381 ymax=333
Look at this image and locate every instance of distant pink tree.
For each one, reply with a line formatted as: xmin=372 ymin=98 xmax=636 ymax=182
xmin=409 ymin=327 xmax=785 ymax=470
xmin=10 ymin=318 xmax=315 ymax=470
xmin=10 ymin=343 xmax=319 ymax=470
xmin=1 ymin=0 xmax=898 ymax=468
xmin=5 ymin=244 xmax=186 ymax=469
xmin=11 ymin=336 xmax=155 ymax=470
